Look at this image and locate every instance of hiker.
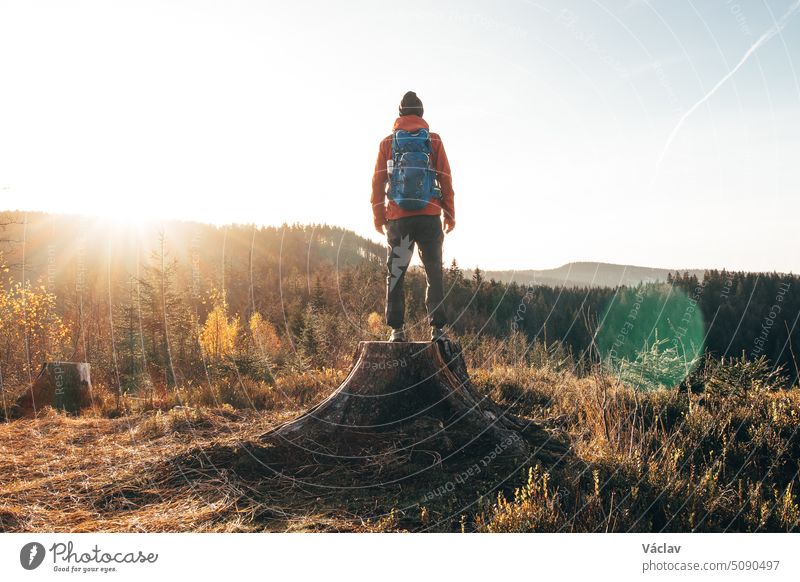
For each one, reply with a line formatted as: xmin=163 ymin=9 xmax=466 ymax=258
xmin=371 ymin=91 xmax=455 ymax=342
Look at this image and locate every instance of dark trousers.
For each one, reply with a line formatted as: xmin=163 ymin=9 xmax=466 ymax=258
xmin=385 ymin=215 xmax=447 ymax=329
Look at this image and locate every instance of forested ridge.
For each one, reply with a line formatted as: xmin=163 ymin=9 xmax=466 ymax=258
xmin=0 ymin=211 xmax=797 ymax=391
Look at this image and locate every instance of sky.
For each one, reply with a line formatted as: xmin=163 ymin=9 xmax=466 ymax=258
xmin=1 ymin=0 xmax=799 ymax=273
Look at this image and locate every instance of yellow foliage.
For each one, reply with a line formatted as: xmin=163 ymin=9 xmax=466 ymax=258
xmin=249 ymin=312 xmax=282 ymax=355
xmin=0 ymin=279 xmax=70 ymax=378
xmin=366 ymin=311 xmax=384 ymax=336
xmin=199 ymin=290 xmax=239 ymax=360
xmin=476 ymin=466 xmax=562 ymax=532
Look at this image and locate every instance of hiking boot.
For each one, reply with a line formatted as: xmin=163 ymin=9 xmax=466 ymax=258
xmin=431 ymin=327 xmax=449 ymax=342
xmin=389 ymin=327 xmax=407 ymax=342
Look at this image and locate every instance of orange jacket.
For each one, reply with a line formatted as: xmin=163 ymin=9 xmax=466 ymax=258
xmin=371 ymin=115 xmax=455 ymax=226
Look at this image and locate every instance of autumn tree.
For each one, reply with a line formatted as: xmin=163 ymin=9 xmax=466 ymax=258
xmin=249 ymin=312 xmax=281 ymax=357
xmin=200 ymin=289 xmax=240 ymax=361
xmin=0 ymin=279 xmax=70 ymax=383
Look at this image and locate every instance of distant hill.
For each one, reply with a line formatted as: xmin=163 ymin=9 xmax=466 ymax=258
xmin=482 ymin=262 xmax=707 ymax=288
xmin=0 ymin=210 xmax=384 ymax=282
xmin=0 ymin=211 xmax=386 ymax=329
xmin=0 ymin=213 xmax=708 ymax=291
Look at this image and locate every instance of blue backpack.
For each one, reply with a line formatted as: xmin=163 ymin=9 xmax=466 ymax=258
xmin=388 ymin=128 xmax=440 ymax=211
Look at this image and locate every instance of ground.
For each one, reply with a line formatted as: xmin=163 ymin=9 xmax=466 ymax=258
xmin=2 ymin=363 xmax=799 ymax=532
xmin=0 ymin=405 xmax=538 ymax=532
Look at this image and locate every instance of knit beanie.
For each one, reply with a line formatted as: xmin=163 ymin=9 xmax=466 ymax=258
xmin=399 ymin=91 xmax=424 ymax=117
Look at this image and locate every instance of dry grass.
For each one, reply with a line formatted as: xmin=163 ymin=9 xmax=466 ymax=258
xmin=2 ymin=361 xmax=799 ymax=533
xmin=0 ymin=407 xmax=278 ymax=532
xmin=69 ymin=368 xmax=347 ymax=419
xmin=0 ymin=368 xmax=348 ymax=532
xmin=471 ymin=366 xmax=800 ymax=532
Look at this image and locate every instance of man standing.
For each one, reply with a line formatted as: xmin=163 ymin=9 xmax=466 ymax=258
xmin=371 ymin=91 xmax=455 ymax=342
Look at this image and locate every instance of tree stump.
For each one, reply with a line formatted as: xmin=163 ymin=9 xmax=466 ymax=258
xmin=14 ymin=362 xmax=92 ymax=416
xmin=261 ymin=341 xmax=569 ymax=476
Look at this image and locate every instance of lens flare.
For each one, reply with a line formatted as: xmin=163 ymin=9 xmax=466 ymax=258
xmin=595 ymin=283 xmax=705 ymax=391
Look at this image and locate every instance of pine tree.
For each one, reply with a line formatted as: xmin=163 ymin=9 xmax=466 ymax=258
xmin=472 ymin=267 xmax=484 ymax=289
xmin=138 ymin=233 xmax=183 ymax=387
xmin=114 ymin=274 xmax=144 ymax=393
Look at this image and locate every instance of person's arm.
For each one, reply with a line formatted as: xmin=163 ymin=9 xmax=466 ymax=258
xmin=370 ymin=138 xmax=391 ymax=234
xmin=432 ymin=136 xmax=455 ymax=232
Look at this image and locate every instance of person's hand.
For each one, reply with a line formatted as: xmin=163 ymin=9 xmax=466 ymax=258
xmin=374 ymin=219 xmax=386 ymax=235
xmin=444 ymin=217 xmax=456 ymax=234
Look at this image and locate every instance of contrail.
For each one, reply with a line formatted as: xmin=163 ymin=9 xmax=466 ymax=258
xmin=654 ymin=0 xmax=800 ymax=173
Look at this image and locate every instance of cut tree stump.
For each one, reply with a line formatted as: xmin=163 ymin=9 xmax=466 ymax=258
xmin=14 ymin=362 xmax=93 ymax=416
xmin=260 ymin=341 xmax=570 ymax=476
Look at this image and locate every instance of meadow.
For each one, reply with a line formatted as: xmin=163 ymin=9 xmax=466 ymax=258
xmin=1 ymin=341 xmax=798 ymax=533
xmin=1 ymin=213 xmax=798 ymax=532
